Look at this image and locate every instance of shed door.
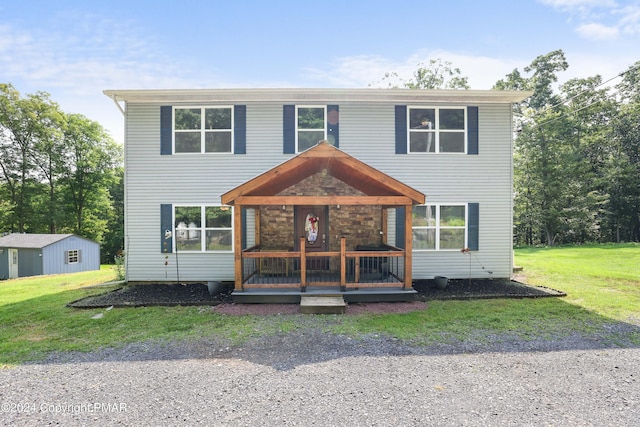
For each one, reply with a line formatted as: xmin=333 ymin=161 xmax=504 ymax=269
xmin=8 ymin=248 xmax=18 ymax=279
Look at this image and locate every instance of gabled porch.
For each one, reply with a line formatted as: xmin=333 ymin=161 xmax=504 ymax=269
xmin=221 ymin=141 xmax=425 ymax=303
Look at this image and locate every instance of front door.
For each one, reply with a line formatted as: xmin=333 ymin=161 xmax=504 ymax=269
xmin=295 ymin=206 xmax=329 ymax=270
xmin=8 ymin=248 xmax=18 ymax=279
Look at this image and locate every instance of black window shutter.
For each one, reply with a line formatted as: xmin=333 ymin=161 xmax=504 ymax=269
xmin=160 ymin=204 xmax=173 ymax=253
xmin=395 ymin=106 xmax=407 ymax=154
xmin=64 ymin=250 xmax=69 ymax=264
xmin=234 ymin=105 xmax=246 ymax=154
xmin=467 ymin=106 xmax=478 ymax=155
xmin=468 ymin=203 xmax=479 ymax=251
xmin=327 ymin=105 xmax=339 ymax=148
xmin=283 ymin=105 xmax=296 ymax=154
xmin=160 ymin=106 xmax=172 ymax=155
xmin=395 ymin=206 xmax=406 ymax=249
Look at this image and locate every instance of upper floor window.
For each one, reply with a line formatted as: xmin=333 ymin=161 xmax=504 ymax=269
xmin=409 ymin=107 xmax=466 ymax=153
xmin=412 ymin=204 xmax=466 ymax=250
xmin=296 ymin=106 xmax=326 ymax=152
xmin=174 ymin=107 xmax=233 ymax=153
xmin=174 ymin=205 xmax=233 ymax=252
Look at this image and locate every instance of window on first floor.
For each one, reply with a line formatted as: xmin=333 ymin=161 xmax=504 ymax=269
xmin=408 ymin=106 xmax=466 ymax=153
xmin=174 ymin=205 xmax=233 ymax=251
xmin=174 ymin=106 xmax=233 ymax=153
xmin=412 ymin=204 xmax=466 ymax=250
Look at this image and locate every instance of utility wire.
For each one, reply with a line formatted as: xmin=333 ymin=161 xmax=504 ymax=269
xmin=537 ymin=90 xmax=619 ymax=127
xmin=532 ymin=61 xmax=640 ymax=119
xmin=529 ymin=61 xmax=639 ymax=127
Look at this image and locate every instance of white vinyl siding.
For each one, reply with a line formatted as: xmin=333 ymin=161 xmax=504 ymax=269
xmin=123 ymin=101 xmax=514 ymax=282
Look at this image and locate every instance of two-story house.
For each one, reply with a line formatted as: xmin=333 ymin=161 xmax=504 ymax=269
xmin=104 ymin=88 xmax=530 ymax=303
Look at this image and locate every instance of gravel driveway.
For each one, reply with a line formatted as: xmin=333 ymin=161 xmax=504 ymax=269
xmin=1 ymin=328 xmax=638 ymax=426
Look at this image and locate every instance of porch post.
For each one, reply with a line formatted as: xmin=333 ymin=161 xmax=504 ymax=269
xmin=299 ymin=237 xmax=307 ymax=291
xmin=254 ymin=208 xmax=261 ymax=246
xmin=234 ymin=205 xmax=243 ymax=291
xmin=340 ymin=237 xmax=346 ymax=291
xmin=404 ymin=204 xmax=413 ymax=290
xmin=381 ymin=208 xmax=388 ymax=244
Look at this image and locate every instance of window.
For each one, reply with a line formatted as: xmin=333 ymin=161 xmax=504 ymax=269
xmin=296 ymin=106 xmax=326 ymax=152
xmin=408 ymin=107 xmax=466 ymax=153
xmin=67 ymin=249 xmax=80 ymax=264
xmin=413 ymin=204 xmax=466 ymax=250
xmin=174 ymin=206 xmax=233 ymax=251
xmin=174 ymin=107 xmax=233 ymax=153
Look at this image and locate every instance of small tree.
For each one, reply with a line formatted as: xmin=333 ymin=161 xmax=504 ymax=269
xmin=372 ymin=58 xmax=470 ymax=89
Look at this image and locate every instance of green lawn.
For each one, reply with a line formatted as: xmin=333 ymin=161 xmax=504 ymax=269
xmin=337 ymin=243 xmax=640 ymax=343
xmin=1 ymin=244 xmax=639 ymax=367
xmin=515 ymin=243 xmax=640 ymax=321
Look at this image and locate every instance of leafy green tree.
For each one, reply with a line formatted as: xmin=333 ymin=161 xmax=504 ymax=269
xmin=59 ymin=114 xmax=122 ymax=241
xmin=373 ymin=58 xmax=470 ymax=89
xmin=498 ymin=51 xmax=571 ymax=245
xmin=1 ymin=83 xmax=125 ymax=254
xmin=607 ymin=63 xmax=640 ymax=241
xmin=101 ymin=166 xmax=124 ymax=263
xmin=506 ymin=52 xmax=640 ymax=245
xmin=557 ymin=76 xmax=616 ymax=243
xmin=0 ymin=84 xmax=45 ymax=232
xmin=27 ymin=94 xmax=67 ymax=233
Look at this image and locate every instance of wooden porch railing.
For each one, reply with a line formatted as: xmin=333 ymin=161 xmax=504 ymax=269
xmin=240 ymin=237 xmax=406 ymax=291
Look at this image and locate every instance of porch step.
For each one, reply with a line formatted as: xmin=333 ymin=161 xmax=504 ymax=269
xmin=299 ymin=295 xmax=346 ymax=314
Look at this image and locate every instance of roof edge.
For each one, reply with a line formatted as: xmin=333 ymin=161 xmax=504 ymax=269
xmin=103 ymin=88 xmax=532 ymax=104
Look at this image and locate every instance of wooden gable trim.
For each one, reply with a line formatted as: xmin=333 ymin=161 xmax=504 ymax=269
xmin=221 ymin=142 xmax=425 ymax=206
xmin=234 ymin=195 xmax=415 ymax=206
xmin=323 ymin=151 xmax=425 ymax=203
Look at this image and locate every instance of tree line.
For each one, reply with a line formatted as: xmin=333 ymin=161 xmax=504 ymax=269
xmin=378 ymin=53 xmax=640 ymax=246
xmin=3 ymin=50 xmax=638 ymax=258
xmin=0 ymin=83 xmax=124 ymax=263
xmin=495 ymin=50 xmax=640 ymax=245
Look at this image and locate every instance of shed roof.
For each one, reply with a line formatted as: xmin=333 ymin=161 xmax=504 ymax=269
xmin=0 ymin=234 xmax=83 ymax=249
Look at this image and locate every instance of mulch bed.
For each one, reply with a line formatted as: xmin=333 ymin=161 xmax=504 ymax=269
xmin=68 ymin=278 xmax=565 ymax=315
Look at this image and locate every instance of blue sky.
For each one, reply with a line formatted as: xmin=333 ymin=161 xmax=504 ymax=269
xmin=1 ymin=0 xmax=639 ymax=144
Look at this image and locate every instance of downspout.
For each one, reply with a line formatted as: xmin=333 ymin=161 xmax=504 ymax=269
xmin=107 ymin=94 xmax=127 ymax=280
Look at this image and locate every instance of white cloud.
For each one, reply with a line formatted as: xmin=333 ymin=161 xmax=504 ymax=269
xmin=0 ymin=14 xmax=224 ymax=144
xmin=303 ymin=50 xmax=528 ymax=90
xmin=538 ymin=0 xmax=617 ymax=14
xmin=618 ymin=4 xmax=640 ymax=35
xmin=539 ymin=0 xmax=640 ymax=40
xmin=303 ymin=47 xmax=637 ymax=98
xmin=576 ymin=22 xmax=620 ymax=39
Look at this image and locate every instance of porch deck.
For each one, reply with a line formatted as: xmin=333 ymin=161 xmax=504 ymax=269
xmin=234 ymin=240 xmax=417 ymax=303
